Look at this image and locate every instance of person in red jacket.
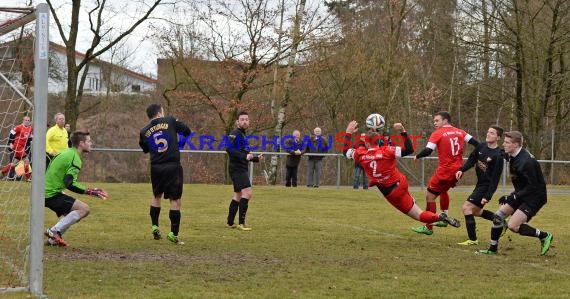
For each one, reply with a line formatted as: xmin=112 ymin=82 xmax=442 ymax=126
xmin=2 ymin=116 xmax=32 ymax=180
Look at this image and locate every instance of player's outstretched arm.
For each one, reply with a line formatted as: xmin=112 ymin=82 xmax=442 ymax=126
xmin=86 ymin=188 xmax=109 ymax=200
xmin=393 ymin=123 xmax=414 ymax=157
xmin=345 ymin=120 xmax=358 ymax=134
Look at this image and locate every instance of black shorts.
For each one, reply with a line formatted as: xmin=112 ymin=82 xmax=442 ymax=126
xmin=466 ymin=186 xmax=490 ymax=209
xmin=230 ymin=171 xmax=251 ymax=192
xmin=45 ymin=193 xmax=76 ymax=217
xmin=508 ymin=198 xmax=547 ymax=221
xmin=151 ymin=162 xmax=183 ymax=199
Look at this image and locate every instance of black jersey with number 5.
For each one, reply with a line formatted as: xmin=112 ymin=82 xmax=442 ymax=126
xmin=139 ymin=116 xmax=191 ymax=165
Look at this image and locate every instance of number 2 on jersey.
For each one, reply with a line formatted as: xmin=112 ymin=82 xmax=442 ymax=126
xmin=370 ymin=160 xmax=382 ymax=178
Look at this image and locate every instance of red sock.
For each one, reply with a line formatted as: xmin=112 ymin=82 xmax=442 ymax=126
xmin=1 ymin=164 xmax=12 ymax=175
xmin=440 ymin=192 xmax=450 ymax=212
xmin=419 ymin=211 xmax=441 ymax=224
xmin=24 ymin=165 xmax=31 ymax=180
xmin=426 ymin=202 xmax=437 ymax=230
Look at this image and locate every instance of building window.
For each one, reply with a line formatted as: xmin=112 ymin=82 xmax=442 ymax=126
xmin=131 ymin=84 xmax=141 ymax=92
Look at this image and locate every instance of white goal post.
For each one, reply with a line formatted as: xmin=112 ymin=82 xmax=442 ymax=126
xmin=0 ymin=4 xmax=48 ymax=297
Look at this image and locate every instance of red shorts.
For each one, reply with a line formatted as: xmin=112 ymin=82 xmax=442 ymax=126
xmin=12 ymin=149 xmax=27 ymax=160
xmin=381 ymin=176 xmax=415 ymax=214
xmin=427 ymin=174 xmax=457 ymax=194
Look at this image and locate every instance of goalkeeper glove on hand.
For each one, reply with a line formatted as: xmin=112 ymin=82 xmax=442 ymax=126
xmin=499 ymin=194 xmax=515 ymax=205
xmin=86 ymin=188 xmax=108 ymax=199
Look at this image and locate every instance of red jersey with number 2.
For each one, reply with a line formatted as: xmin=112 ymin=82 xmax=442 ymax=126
xmin=427 ymin=125 xmax=472 ymax=181
xmin=353 ymin=146 xmax=403 ymax=188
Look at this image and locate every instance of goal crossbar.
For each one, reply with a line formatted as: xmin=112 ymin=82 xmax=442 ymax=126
xmin=0 ymin=8 xmax=35 ymax=36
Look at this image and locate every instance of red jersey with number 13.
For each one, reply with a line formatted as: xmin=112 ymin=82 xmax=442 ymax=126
xmin=427 ymin=125 xmax=472 ymax=180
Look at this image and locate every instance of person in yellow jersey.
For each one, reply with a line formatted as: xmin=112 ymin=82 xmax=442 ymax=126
xmin=46 ymin=112 xmax=69 ymax=167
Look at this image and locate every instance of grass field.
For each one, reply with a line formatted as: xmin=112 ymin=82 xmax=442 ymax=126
xmin=2 ymin=183 xmax=569 ymax=298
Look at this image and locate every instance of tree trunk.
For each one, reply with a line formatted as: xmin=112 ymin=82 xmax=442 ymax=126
xmin=268 ymin=0 xmax=306 ymax=185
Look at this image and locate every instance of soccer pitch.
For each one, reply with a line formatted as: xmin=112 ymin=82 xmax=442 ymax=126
xmin=13 ymin=184 xmax=570 ymax=298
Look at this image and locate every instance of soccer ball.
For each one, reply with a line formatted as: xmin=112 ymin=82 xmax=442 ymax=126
xmin=365 ymin=113 xmax=385 ymax=130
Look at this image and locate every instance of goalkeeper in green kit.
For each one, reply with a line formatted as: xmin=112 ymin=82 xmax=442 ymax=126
xmin=44 ymin=131 xmax=108 ymax=247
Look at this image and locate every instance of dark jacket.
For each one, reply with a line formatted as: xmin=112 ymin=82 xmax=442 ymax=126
xmin=508 ymin=149 xmax=547 ymax=203
xmin=226 ymin=127 xmax=259 ymax=173
xmin=285 ymin=138 xmax=304 ymax=167
xmin=305 ymin=135 xmax=328 ymax=161
xmin=460 ymin=143 xmax=504 ymax=200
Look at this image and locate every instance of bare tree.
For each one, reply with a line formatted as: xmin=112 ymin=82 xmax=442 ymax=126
xmin=46 ymin=0 xmax=165 ymax=129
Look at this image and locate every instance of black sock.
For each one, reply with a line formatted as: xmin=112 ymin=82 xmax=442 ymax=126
xmin=518 ymin=223 xmax=540 ymax=238
xmin=464 ymin=214 xmax=477 ymax=241
xmin=150 ymin=206 xmax=161 ymax=226
xmin=238 ymin=198 xmax=249 ymax=225
xmin=489 ymin=225 xmax=503 ymax=252
xmin=538 ymin=231 xmax=549 ymax=239
xmin=169 ymin=210 xmax=181 ymax=236
xmin=481 ymin=210 xmax=494 ymax=221
xmin=227 ymin=200 xmax=239 ymax=225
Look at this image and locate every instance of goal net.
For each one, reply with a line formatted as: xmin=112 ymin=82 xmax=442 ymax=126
xmin=0 ymin=5 xmax=48 ymax=296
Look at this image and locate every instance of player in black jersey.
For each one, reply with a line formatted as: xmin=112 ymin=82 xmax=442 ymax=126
xmin=455 ymin=125 xmax=504 ymax=245
xmin=139 ymin=104 xmax=191 ymax=245
xmin=225 ymin=111 xmax=264 ymax=231
xmin=478 ymin=131 xmax=553 ymax=255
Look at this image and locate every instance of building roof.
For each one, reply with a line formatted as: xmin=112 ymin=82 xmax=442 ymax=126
xmin=49 ymin=42 xmax=157 ymax=84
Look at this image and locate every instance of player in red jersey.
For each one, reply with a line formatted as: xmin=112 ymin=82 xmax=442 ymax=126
xmin=344 ymin=120 xmax=461 ymax=228
xmin=2 ymin=116 xmax=33 ymax=180
xmin=412 ymin=111 xmax=478 ymax=235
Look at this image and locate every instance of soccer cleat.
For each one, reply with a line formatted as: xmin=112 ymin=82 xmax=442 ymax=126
xmin=237 ymin=224 xmax=252 ymax=231
xmin=540 ymin=233 xmax=553 ymax=256
xmin=411 ymin=226 xmax=433 ymax=235
xmin=45 ymin=238 xmax=57 ymax=246
xmin=439 ymin=213 xmax=461 ymax=228
xmin=477 ymin=249 xmax=497 ymax=255
xmin=432 ymin=221 xmax=448 ymax=227
xmin=45 ymin=228 xmax=68 ymax=247
xmin=226 ymin=223 xmax=237 ymax=229
xmin=457 ymin=239 xmax=479 ymax=246
xmin=167 ymin=232 xmax=185 ymax=245
xmin=152 ymin=225 xmax=162 ymax=240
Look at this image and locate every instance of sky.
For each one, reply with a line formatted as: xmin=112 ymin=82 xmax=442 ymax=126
xmin=2 ymin=0 xmax=330 ymax=78
xmin=2 ymin=0 xmax=164 ymax=77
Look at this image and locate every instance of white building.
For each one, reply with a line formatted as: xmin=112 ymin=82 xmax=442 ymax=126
xmin=48 ymin=42 xmax=156 ymax=94
xmin=0 ymin=39 xmax=156 ymax=94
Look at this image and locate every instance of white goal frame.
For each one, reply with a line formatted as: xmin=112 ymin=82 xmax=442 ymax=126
xmin=0 ymin=4 xmax=48 ymax=297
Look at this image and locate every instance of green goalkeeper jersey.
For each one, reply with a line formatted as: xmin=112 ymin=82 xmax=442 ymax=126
xmin=45 ymin=147 xmax=87 ymax=198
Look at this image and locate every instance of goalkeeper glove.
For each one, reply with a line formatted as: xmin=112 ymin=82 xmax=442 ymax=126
xmin=86 ymin=188 xmax=108 ymax=199
xmin=499 ymin=194 xmax=515 ymax=205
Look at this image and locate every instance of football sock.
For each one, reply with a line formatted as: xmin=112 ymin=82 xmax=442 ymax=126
xmin=481 ymin=210 xmax=494 ymax=221
xmin=419 ymin=211 xmax=440 ymax=223
xmin=53 ymin=210 xmax=81 ymax=235
xmin=150 ymin=206 xmax=161 ymax=227
xmin=518 ymin=223 xmax=546 ymax=239
xmin=426 ymin=202 xmax=437 ymax=230
xmin=464 ymin=214 xmax=477 ymax=241
xmin=227 ymin=199 xmax=239 ymax=225
xmin=490 ymin=224 xmax=503 ymax=245
xmin=169 ymin=210 xmax=181 ymax=236
xmin=238 ymin=198 xmax=250 ymax=225
xmin=24 ymin=164 xmax=31 ymax=180
xmin=489 ymin=240 xmax=498 ymax=252
xmin=1 ymin=164 xmax=11 ymax=175
xmin=440 ymin=192 xmax=450 ymax=211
